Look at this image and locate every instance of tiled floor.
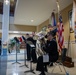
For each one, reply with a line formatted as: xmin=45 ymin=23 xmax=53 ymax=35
xmin=0 ymin=50 xmax=76 ymax=75
xmin=6 ymin=61 xmax=76 ymax=75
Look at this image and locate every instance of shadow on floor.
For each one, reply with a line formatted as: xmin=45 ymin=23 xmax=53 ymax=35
xmin=47 ymin=73 xmax=65 ymax=75
xmin=7 ymin=72 xmax=65 ymax=75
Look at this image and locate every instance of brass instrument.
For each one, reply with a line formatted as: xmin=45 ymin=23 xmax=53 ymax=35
xmin=36 ymin=40 xmax=46 ymax=57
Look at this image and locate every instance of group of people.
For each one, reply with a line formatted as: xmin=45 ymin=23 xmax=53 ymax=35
xmin=0 ymin=30 xmax=59 ymax=75
xmin=26 ymin=31 xmax=59 ymax=75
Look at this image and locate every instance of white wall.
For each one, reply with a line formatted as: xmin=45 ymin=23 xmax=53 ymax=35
xmin=0 ymin=14 xmax=2 ymax=23
xmin=9 ymin=34 xmax=25 ymax=39
xmin=64 ymin=41 xmax=76 ymax=62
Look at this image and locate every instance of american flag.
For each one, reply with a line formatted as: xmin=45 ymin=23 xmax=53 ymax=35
xmin=57 ymin=14 xmax=64 ymax=52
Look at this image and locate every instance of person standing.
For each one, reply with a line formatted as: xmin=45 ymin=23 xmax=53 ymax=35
xmin=27 ymin=35 xmax=37 ymax=63
xmin=36 ymin=31 xmax=59 ymax=75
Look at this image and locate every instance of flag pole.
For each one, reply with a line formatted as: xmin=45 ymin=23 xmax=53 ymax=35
xmin=56 ymin=0 xmax=60 ymax=21
xmin=56 ymin=0 xmax=61 ymax=53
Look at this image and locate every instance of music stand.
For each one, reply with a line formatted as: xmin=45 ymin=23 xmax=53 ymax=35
xmin=24 ymin=41 xmax=35 ymax=74
xmin=12 ymin=37 xmax=21 ymax=64
xmin=20 ymin=40 xmax=28 ymax=68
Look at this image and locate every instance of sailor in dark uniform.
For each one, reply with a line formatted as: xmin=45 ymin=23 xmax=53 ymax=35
xmin=27 ymin=35 xmax=37 ymax=63
xmin=36 ymin=31 xmax=59 ymax=75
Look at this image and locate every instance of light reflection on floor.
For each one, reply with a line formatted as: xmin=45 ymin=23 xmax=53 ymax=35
xmin=13 ymin=73 xmax=18 ymax=75
xmin=0 ymin=50 xmax=76 ymax=75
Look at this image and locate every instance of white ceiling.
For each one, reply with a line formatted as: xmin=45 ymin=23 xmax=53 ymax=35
xmin=14 ymin=0 xmax=73 ymax=26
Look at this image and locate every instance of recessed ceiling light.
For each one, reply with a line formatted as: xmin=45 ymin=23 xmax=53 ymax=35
xmin=31 ymin=20 xmax=34 ymax=22
xmin=4 ymin=0 xmax=9 ymax=5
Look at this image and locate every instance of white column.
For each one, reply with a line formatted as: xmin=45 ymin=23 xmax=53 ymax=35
xmin=2 ymin=0 xmax=10 ymax=55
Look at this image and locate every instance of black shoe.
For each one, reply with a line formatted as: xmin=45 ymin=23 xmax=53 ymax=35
xmin=44 ymin=67 xmax=48 ymax=72
xmin=44 ymin=69 xmax=47 ymax=72
xmin=39 ymin=72 xmax=46 ymax=75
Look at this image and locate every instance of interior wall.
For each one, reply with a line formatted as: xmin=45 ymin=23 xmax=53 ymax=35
xmin=37 ymin=19 xmax=49 ymax=32
xmin=0 ymin=23 xmax=37 ymax=38
xmin=0 ymin=33 xmax=1 ymax=38
xmin=9 ymin=24 xmax=37 ymax=32
xmin=0 ymin=22 xmax=2 ymax=29
xmin=9 ymin=33 xmax=26 ymax=39
xmin=0 ymin=23 xmax=37 ymax=32
xmin=37 ymin=4 xmax=76 ymax=60
xmin=0 ymin=33 xmax=25 ymax=39
xmin=56 ymin=4 xmax=73 ymax=41
xmin=37 ymin=4 xmax=73 ymax=41
xmin=55 ymin=4 xmax=76 ymax=60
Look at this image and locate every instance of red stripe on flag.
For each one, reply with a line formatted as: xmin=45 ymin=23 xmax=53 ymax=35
xmin=57 ymin=17 xmax=64 ymax=52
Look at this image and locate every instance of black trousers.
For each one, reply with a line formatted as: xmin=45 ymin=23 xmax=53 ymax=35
xmin=27 ymin=44 xmax=37 ymax=63
xmin=31 ymin=48 xmax=37 ymax=63
xmin=36 ymin=56 xmax=49 ymax=72
xmin=27 ymin=44 xmax=31 ymax=60
xmin=36 ymin=53 xmax=58 ymax=72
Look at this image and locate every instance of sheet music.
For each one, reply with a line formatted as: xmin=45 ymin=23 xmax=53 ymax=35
xmin=43 ymin=54 xmax=49 ymax=62
xmin=30 ymin=44 xmax=35 ymax=47
xmin=27 ymin=41 xmax=35 ymax=47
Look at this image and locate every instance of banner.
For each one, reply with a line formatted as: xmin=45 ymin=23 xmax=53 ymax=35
xmin=72 ymin=0 xmax=76 ymax=38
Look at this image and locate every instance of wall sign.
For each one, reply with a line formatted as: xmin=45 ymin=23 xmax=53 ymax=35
xmin=68 ymin=9 xmax=74 ymax=33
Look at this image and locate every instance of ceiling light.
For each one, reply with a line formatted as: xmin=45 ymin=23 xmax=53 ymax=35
xmin=4 ymin=0 xmax=9 ymax=5
xmin=31 ymin=20 xmax=34 ymax=22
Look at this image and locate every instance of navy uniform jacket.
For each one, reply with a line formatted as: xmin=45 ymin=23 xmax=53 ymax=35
xmin=44 ymin=39 xmax=59 ymax=62
xmin=26 ymin=37 xmax=37 ymax=62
